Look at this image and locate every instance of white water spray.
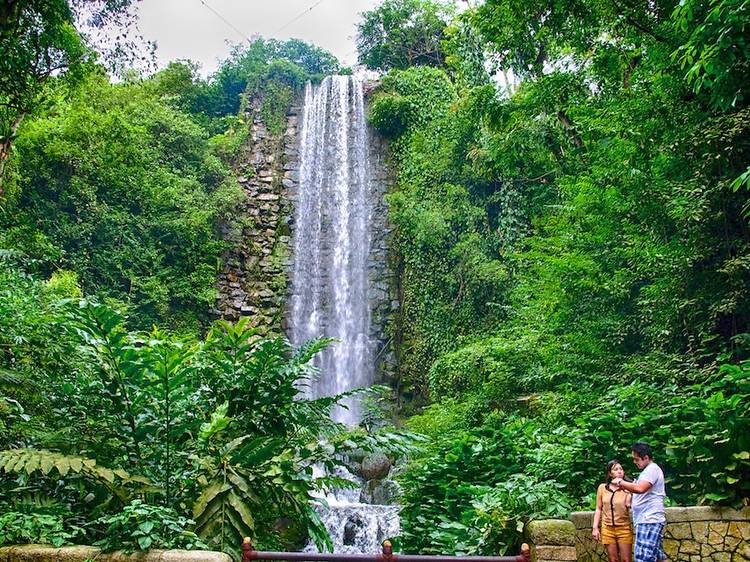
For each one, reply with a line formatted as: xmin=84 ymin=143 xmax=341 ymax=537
xmin=290 ymin=75 xmax=374 ymax=425
xmin=289 ymin=76 xmax=399 ymax=554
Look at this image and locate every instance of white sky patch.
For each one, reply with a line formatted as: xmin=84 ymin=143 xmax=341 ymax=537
xmin=136 ymin=0 xmax=381 ymax=76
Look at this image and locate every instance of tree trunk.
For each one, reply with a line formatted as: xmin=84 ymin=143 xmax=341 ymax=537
xmin=0 ymin=111 xmax=25 ymax=198
xmin=556 ymin=110 xmax=584 ymax=149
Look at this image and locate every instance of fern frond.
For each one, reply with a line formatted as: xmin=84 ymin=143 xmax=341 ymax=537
xmin=0 ymin=448 xmax=158 ymax=503
xmin=0 ymin=368 xmax=28 ymax=388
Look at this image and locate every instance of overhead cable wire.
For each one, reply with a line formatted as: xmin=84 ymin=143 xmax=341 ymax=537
xmin=198 ymin=0 xmax=253 ymax=43
xmin=273 ymin=0 xmax=325 ymax=35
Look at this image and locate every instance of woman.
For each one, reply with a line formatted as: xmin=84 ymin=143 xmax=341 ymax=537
xmin=592 ymin=459 xmax=633 ymax=562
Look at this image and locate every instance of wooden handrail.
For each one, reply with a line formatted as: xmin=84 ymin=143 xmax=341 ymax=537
xmin=241 ymin=538 xmax=531 ymax=562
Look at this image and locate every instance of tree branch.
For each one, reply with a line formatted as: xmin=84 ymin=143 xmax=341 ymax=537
xmin=610 ymin=0 xmax=672 ymax=44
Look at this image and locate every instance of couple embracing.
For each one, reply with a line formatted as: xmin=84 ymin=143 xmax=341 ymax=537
xmin=592 ymin=442 xmax=667 ymax=562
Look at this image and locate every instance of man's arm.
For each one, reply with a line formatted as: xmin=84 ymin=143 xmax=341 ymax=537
xmin=613 ymin=478 xmax=652 ymax=494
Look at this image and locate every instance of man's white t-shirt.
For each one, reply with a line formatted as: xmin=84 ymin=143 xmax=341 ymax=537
xmin=632 ymin=461 xmax=666 ymax=525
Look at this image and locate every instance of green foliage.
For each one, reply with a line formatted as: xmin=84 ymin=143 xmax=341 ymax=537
xmin=3 ymin=34 xmax=343 ymax=329
xmin=356 ymin=0 xmax=452 ymax=71
xmin=368 ymin=93 xmax=413 ymax=138
xmin=472 ymin=0 xmax=605 ymax=79
xmin=2 ymin=74 xmax=242 ymax=329
xmin=191 ymin=438 xmax=258 ymax=555
xmin=397 ymin=426 xmax=527 ymax=554
xmin=0 ymin=289 xmax=417 ymax=555
xmin=0 ymin=511 xmax=78 ymax=547
xmin=0 ymin=449 xmax=152 ymax=504
xmin=0 ymin=0 xmax=140 ymax=190
xmin=194 ymin=38 xmax=339 ymax=120
xmin=261 ymin=81 xmax=295 ymax=137
xmin=94 ymin=500 xmax=207 ymax=552
xmin=428 ymin=338 xmax=532 ymax=402
xmin=468 ymin=476 xmax=572 ymax=555
xmin=442 ymin=18 xmax=490 ymax=90
xmin=374 ymin=0 xmax=750 ymax=554
xmin=673 ymin=0 xmax=750 ymax=111
xmin=399 ymin=360 xmax=750 ymax=553
xmin=3 ymin=0 xmax=750 ymax=557
xmin=578 ymin=362 xmax=750 ymax=505
xmin=370 ymin=67 xmax=511 ymax=403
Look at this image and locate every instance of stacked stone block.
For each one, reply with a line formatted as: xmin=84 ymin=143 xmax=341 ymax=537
xmin=213 ymin=96 xmax=299 ymax=334
xmin=571 ymin=506 xmax=750 ymax=561
xmin=525 ymin=519 xmax=578 ymax=562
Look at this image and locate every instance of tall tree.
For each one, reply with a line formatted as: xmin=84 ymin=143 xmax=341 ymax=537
xmin=357 ymin=0 xmax=452 ymax=72
xmin=0 ymin=0 xmax=142 ymax=195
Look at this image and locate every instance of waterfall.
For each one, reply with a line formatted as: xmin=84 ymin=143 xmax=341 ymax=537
xmin=306 ymin=466 xmax=400 ymax=554
xmin=289 ymin=75 xmax=399 ymax=554
xmin=290 ymin=75 xmax=374 ymax=425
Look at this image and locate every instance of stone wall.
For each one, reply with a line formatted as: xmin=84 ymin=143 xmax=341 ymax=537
xmin=363 ymin=99 xmax=399 ymax=383
xmin=213 ymin=94 xmax=300 ymax=334
xmin=571 ymin=506 xmax=750 ymax=561
xmin=0 ymin=545 xmax=230 ymax=561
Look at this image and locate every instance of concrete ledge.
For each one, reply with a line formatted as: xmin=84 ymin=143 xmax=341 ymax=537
xmin=0 ymin=545 xmax=232 ymax=562
xmin=571 ymin=506 xmax=750 ymax=529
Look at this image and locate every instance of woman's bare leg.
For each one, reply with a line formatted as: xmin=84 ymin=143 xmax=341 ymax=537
xmin=617 ymin=542 xmax=632 ymax=562
xmin=606 ymin=544 xmax=619 ymax=562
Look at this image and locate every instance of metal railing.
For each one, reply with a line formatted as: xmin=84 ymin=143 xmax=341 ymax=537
xmin=241 ymin=539 xmax=531 ymax=562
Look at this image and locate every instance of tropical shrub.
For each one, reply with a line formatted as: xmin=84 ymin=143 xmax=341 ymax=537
xmin=3 ymin=75 xmax=242 ymax=330
xmin=0 ymin=511 xmax=78 ymax=547
xmin=0 ymin=294 xmax=417 ymax=557
xmin=94 ymin=500 xmax=207 ymax=552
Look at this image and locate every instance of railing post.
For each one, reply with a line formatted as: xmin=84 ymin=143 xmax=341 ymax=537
xmin=518 ymin=543 xmax=530 ymax=562
xmin=243 ymin=537 xmax=254 ymax=562
xmin=382 ymin=539 xmax=394 ymax=562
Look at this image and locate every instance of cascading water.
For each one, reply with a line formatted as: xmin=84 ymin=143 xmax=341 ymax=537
xmin=290 ymin=75 xmax=373 ymax=425
xmin=289 ymin=75 xmax=399 ymax=553
xmin=307 ymin=466 xmax=400 ymax=554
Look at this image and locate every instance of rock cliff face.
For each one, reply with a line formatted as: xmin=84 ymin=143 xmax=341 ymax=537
xmin=214 ymin=84 xmax=398 ymax=384
xmin=213 ymin=95 xmax=299 ymax=334
xmin=367 ymin=113 xmax=399 ymax=384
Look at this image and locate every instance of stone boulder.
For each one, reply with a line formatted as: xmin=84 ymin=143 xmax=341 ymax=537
xmin=360 ymin=479 xmax=401 ymax=505
xmin=359 ymin=452 xmax=392 ymax=480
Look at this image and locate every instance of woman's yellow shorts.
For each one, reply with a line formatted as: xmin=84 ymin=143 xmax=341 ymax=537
xmin=601 ymin=523 xmax=633 ymax=545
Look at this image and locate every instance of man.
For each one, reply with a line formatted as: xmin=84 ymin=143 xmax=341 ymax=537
xmin=611 ymin=442 xmax=667 ymax=562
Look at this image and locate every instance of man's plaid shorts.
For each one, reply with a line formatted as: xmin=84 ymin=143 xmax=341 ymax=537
xmin=634 ymin=522 xmax=666 ymax=562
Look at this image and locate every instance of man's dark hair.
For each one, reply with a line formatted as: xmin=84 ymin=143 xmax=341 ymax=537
xmin=631 ymin=442 xmax=653 ymax=459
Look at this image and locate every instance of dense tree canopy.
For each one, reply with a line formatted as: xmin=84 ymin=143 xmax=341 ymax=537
xmin=356 ymin=0 xmax=451 ymax=71
xmin=0 ymin=0 xmax=144 ymax=193
xmin=1 ymin=0 xmax=749 ymax=557
xmin=364 ymin=0 xmax=750 ymax=553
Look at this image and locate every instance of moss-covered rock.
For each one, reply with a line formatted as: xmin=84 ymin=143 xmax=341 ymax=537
xmin=359 ymin=452 xmax=392 ymax=480
xmin=525 ymin=519 xmax=576 ymax=546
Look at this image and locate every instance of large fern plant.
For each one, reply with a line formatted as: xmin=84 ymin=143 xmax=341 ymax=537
xmin=1 ymin=302 xmax=419 ymax=557
xmin=0 ymin=448 xmax=155 ymax=503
